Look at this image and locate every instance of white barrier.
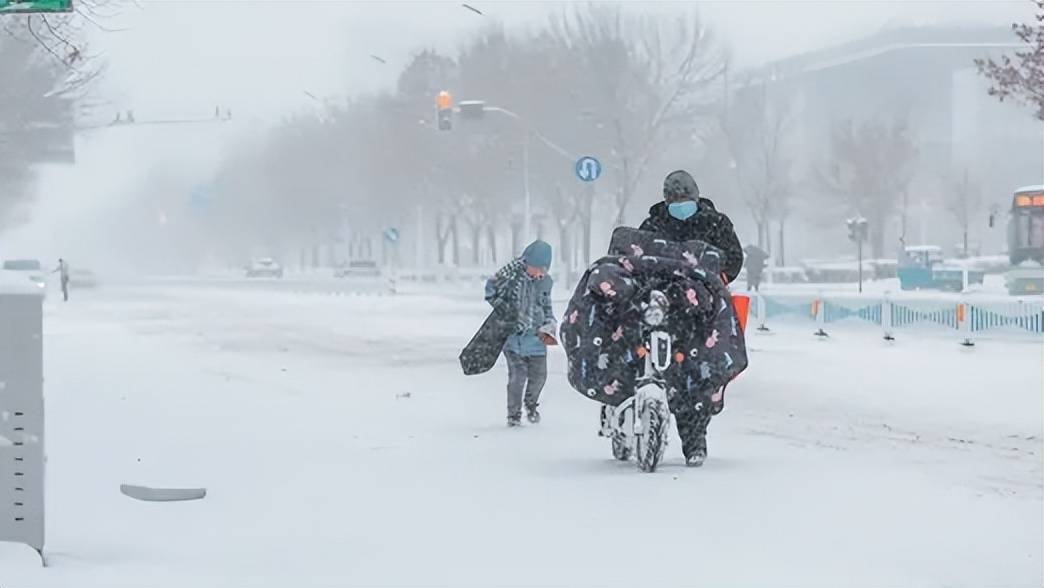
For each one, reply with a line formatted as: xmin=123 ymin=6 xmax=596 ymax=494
xmin=748 ymin=291 xmax=1043 ymax=346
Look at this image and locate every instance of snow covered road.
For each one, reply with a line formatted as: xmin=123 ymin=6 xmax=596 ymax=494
xmin=2 ymin=282 xmax=1042 ymax=587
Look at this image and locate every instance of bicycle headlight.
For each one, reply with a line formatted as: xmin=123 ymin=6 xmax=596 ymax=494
xmin=643 ymin=306 xmax=665 ymax=326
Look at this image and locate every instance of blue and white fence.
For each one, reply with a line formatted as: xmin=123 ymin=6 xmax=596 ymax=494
xmin=748 ymin=291 xmax=1043 ymax=343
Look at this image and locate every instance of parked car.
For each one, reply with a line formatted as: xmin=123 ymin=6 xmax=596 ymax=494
xmin=69 ymin=268 xmax=99 ymax=288
xmin=334 ymin=259 xmax=381 ymax=278
xmin=246 ymin=258 xmax=284 ymax=278
xmin=2 ymin=259 xmax=47 ymax=291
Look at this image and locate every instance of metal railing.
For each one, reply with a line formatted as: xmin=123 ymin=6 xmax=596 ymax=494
xmin=748 ymin=291 xmax=1044 ymax=344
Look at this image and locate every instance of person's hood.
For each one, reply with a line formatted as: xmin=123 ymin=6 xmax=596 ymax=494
xmin=663 ymin=170 xmax=700 ymax=203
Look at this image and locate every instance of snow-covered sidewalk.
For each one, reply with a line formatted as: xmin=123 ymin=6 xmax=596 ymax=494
xmin=2 ymin=284 xmax=1041 ymax=587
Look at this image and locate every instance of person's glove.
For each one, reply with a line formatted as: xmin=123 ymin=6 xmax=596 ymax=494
xmin=537 ymin=324 xmax=558 ymax=346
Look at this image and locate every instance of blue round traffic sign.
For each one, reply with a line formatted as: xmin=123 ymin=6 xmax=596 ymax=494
xmin=384 ymin=227 xmax=400 ymax=242
xmin=575 ymin=156 xmax=602 ymax=182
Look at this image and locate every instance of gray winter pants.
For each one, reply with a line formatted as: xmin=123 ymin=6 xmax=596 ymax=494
xmin=504 ymin=350 xmax=547 ymax=418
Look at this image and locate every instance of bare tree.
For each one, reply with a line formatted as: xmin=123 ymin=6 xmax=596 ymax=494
xmin=0 ymin=33 xmax=79 ymax=226
xmin=0 ymin=4 xmax=116 ymax=228
xmin=944 ymin=167 xmax=983 ymax=258
xmin=549 ymin=3 xmax=726 ymax=225
xmin=190 ymin=7 xmax=731 ymax=272
xmin=721 ymin=80 xmax=795 ymax=260
xmin=818 ymin=117 xmax=919 ymax=259
xmin=976 ymin=0 xmax=1044 ymax=121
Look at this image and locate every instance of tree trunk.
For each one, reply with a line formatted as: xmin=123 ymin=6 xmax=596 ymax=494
xmin=486 ymin=224 xmax=497 ymax=264
xmin=756 ymin=219 xmax=771 ymax=252
xmin=558 ymin=222 xmax=572 ymax=278
xmin=511 ymin=216 xmax=522 ymax=257
xmin=436 ymin=215 xmax=449 ymax=264
xmin=580 ymin=186 xmax=595 ymax=265
xmin=614 ymin=185 xmax=630 ymax=227
xmin=899 ymin=188 xmax=909 ymax=247
xmin=470 ymin=224 xmax=481 ymax=266
xmin=436 ymin=213 xmax=460 ymax=265
xmin=777 ymin=217 xmax=785 ymax=266
xmin=451 ymin=218 xmax=460 ymax=266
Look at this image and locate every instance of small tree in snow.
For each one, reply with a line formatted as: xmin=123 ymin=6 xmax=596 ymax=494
xmin=944 ymin=167 xmax=983 ymax=259
xmin=817 ymin=117 xmax=919 ymax=259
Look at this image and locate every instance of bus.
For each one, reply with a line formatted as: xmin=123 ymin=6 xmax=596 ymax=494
xmin=1007 ymin=185 xmax=1044 ymax=294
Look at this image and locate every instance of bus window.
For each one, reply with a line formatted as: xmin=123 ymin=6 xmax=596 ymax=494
xmin=1031 ymin=215 xmax=1044 ymax=248
xmin=1016 ymin=212 xmax=1044 ymax=249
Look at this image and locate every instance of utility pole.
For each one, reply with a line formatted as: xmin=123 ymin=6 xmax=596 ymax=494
xmin=522 ymin=129 xmax=531 ymax=241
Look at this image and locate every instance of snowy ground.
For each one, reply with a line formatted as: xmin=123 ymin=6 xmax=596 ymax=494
xmin=2 ymin=280 xmax=1042 ymax=587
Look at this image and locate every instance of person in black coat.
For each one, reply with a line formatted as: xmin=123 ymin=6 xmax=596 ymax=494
xmin=636 ymin=170 xmax=744 ymax=466
xmin=743 ymin=244 xmax=771 ymax=292
xmin=639 ymin=170 xmax=744 ymax=284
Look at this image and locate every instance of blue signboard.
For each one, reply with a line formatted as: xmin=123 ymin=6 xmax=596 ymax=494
xmin=575 ymin=156 xmax=602 ymax=182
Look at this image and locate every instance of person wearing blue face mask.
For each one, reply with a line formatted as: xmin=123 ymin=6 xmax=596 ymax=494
xmin=637 ymin=169 xmax=744 ymax=466
xmin=639 ymin=170 xmax=744 ymax=283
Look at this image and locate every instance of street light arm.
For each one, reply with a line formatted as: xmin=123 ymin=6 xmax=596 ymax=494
xmin=484 ymin=105 xmax=576 ymax=162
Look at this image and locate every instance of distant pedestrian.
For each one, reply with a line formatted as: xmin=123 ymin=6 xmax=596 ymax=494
xmin=53 ymin=258 xmax=70 ymax=301
xmin=743 ymin=245 xmax=770 ymax=292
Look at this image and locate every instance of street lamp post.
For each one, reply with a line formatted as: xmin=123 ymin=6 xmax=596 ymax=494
xmin=456 ymin=101 xmax=576 ymax=243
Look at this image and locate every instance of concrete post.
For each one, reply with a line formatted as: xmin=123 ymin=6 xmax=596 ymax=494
xmin=882 ymin=294 xmax=895 ymax=341
xmin=756 ymin=293 xmax=769 ymax=332
xmin=813 ymin=294 xmax=828 ymax=338
xmin=0 ymin=279 xmax=46 ymax=564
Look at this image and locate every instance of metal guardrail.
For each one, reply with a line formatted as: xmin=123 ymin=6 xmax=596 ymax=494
xmin=749 ymin=291 xmax=1043 ymax=344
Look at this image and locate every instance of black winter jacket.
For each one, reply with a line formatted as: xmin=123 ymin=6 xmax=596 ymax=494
xmin=638 ymin=199 xmax=744 ymax=283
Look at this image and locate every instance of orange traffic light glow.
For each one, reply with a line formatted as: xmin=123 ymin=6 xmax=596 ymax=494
xmin=436 ymin=91 xmax=452 ymax=110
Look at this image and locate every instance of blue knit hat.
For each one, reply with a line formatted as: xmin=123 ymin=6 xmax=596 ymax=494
xmin=521 ymin=240 xmax=552 ymax=270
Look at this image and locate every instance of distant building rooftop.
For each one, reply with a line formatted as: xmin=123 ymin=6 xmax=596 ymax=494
xmin=745 ymin=26 xmax=1022 ymax=83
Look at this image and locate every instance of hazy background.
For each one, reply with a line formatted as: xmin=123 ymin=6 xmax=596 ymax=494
xmin=1 ymin=0 xmax=1037 ymax=273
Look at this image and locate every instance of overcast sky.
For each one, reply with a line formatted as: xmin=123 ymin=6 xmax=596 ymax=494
xmin=88 ymin=0 xmax=1031 ymax=122
xmin=4 ymin=0 xmax=1034 ymax=259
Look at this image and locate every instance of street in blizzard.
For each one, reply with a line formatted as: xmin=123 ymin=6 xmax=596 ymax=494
xmin=0 ymin=1 xmax=1042 ymax=587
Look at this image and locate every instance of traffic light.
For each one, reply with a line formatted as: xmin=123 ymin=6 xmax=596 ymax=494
xmin=436 ymin=91 xmax=453 ymax=131
xmin=846 ymin=216 xmax=868 ymax=242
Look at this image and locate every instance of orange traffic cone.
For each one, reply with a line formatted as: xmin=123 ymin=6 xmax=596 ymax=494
xmin=732 ymin=293 xmax=751 ymax=333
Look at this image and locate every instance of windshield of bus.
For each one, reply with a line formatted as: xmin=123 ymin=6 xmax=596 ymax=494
xmin=1013 ymin=209 xmax=1044 ymax=249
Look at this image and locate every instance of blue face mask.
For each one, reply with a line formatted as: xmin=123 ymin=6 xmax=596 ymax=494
xmin=668 ymin=200 xmax=698 ymax=221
